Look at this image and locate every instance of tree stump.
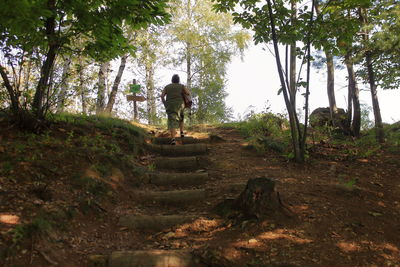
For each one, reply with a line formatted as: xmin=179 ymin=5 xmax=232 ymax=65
xmin=213 ymin=177 xmax=294 ymax=220
xmin=236 ymin=177 xmax=280 ymax=219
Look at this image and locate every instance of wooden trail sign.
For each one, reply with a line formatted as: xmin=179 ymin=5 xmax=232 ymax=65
xmin=126 ymin=95 xmax=146 ymax=102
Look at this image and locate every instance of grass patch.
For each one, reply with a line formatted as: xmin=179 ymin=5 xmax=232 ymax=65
xmin=71 ymin=173 xmax=109 ymax=197
xmin=222 ymin=113 xmax=291 ymax=154
xmin=50 ymin=113 xmax=146 ymax=138
xmin=11 ymin=217 xmax=52 ymax=246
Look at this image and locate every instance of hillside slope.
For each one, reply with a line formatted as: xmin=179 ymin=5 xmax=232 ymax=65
xmin=1 ymin=116 xmax=399 ymax=266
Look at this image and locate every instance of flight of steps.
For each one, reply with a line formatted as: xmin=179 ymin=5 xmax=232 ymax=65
xmin=89 ymin=136 xmax=210 ymax=267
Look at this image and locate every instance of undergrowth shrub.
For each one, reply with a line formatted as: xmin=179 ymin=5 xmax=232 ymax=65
xmin=11 ymin=216 xmax=52 ymax=246
xmin=325 ymin=121 xmax=400 ymax=159
xmin=230 ymin=112 xmax=291 ymax=154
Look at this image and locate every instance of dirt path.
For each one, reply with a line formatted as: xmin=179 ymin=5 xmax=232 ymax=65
xmin=82 ymin=126 xmax=400 ymax=266
xmin=4 ymin=125 xmax=398 ymax=266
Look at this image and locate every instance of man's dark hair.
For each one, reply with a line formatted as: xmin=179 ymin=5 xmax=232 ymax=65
xmin=172 ymin=74 xmax=180 ymax=83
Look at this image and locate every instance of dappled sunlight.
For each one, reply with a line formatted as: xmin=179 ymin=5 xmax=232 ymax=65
xmin=380 ymin=243 xmax=399 ymax=253
xmin=336 ymin=240 xmax=399 ymax=261
xmin=293 ymin=205 xmax=310 ymax=212
xmin=84 ymin=167 xmax=118 ymax=189
xmin=257 ymin=229 xmax=313 ymax=244
xmin=222 ymin=247 xmax=243 ymax=261
xmin=0 ymin=213 xmax=20 ymax=225
xmin=337 ymin=241 xmax=361 ymax=252
xmin=175 ymin=218 xmax=222 ymax=238
xmin=233 ymin=238 xmax=263 ymax=249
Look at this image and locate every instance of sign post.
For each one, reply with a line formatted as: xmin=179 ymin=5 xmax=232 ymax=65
xmin=126 ymin=79 xmax=146 ymax=121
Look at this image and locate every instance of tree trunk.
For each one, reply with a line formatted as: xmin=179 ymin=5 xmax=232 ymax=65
xmin=186 ymin=42 xmax=192 ymax=91
xmin=105 ymin=54 xmax=128 ymax=114
xmin=132 ymin=79 xmax=139 ymax=121
xmin=300 ymin=0 xmax=314 ymax=156
xmin=266 ymin=0 xmax=302 ymax=162
xmin=359 ymin=8 xmax=384 ymax=143
xmin=345 ymin=53 xmax=361 ymax=137
xmin=32 ymin=0 xmax=58 ymax=118
xmin=346 ymin=73 xmax=353 ymax=131
xmin=145 ymin=61 xmax=156 ymax=124
xmin=33 ymin=45 xmax=58 ymax=118
xmin=78 ymin=58 xmax=87 ymax=115
xmin=23 ymin=53 xmax=33 ymax=108
xmin=326 ymin=50 xmax=337 ymax=124
xmin=185 ymin=0 xmax=193 ymax=91
xmin=289 ymin=0 xmax=297 ymax=107
xmin=96 ymin=61 xmax=109 ymax=114
xmin=56 ymin=57 xmax=72 ymax=113
xmin=366 ymin=51 xmax=384 ymax=142
xmin=0 ymin=64 xmax=20 ymax=114
xmin=315 ymin=1 xmax=338 ymax=125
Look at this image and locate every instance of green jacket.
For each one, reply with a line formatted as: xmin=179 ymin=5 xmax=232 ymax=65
xmin=165 ymin=83 xmax=184 ymax=106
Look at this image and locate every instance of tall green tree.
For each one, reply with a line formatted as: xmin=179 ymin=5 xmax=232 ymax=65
xmin=312 ymin=0 xmax=362 ymax=135
xmin=367 ymin=1 xmax=400 ymax=91
xmin=168 ymin=0 xmax=249 ymax=123
xmin=132 ymin=26 xmax=167 ymax=124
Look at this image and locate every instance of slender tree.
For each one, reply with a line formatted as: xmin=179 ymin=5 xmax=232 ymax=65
xmin=213 ymin=0 xmax=315 ymax=162
xmin=105 ymin=54 xmax=129 ymax=114
xmin=96 ymin=62 xmax=109 ymax=114
xmin=359 ymin=7 xmax=384 ymax=143
xmin=56 ymin=57 xmax=72 ymax=113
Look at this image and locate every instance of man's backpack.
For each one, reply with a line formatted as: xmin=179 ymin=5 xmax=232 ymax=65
xmin=182 ymin=86 xmax=192 ymax=109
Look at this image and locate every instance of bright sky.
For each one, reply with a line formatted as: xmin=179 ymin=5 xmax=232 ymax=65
xmin=225 ymin=43 xmax=400 ymax=123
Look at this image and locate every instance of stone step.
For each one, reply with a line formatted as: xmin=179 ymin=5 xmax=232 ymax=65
xmin=88 ymin=250 xmax=204 ymax=267
xmin=149 ymin=172 xmax=208 ymax=186
xmin=154 ymin=156 xmax=199 ymax=171
xmin=119 ymin=214 xmax=196 ymax=231
xmin=153 ymin=137 xmax=205 ymax=145
xmin=136 ymin=189 xmax=206 ymax=205
xmin=146 ymin=143 xmax=207 ymax=156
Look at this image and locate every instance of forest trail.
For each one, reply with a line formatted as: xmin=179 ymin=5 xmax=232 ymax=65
xmin=85 ymin=125 xmax=400 ymax=267
xmin=95 ymin=136 xmax=211 ymax=266
xmin=1 ymin=124 xmax=400 ymax=267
